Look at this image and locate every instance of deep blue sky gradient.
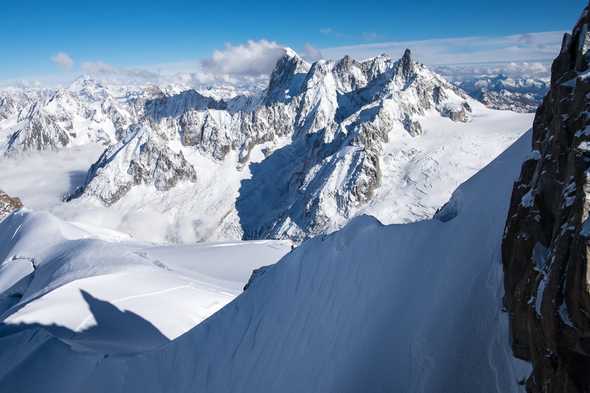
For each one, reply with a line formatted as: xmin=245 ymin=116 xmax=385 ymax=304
xmin=1 ymin=0 xmax=586 ymax=79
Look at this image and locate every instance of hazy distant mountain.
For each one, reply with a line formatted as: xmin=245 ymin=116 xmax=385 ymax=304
xmin=454 ymin=74 xmax=549 ymax=113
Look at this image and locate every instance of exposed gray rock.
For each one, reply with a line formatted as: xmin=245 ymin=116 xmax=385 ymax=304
xmin=502 ymin=5 xmax=590 ymax=392
xmin=263 ymin=49 xmax=310 ymax=104
xmin=0 ymin=191 xmax=23 ymax=220
xmin=67 ymin=125 xmax=197 ymax=205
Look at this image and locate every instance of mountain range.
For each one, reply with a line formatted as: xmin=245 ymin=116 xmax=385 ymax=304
xmin=1 ymin=3 xmax=589 ymax=393
xmin=1 ymin=49 xmax=534 ymax=242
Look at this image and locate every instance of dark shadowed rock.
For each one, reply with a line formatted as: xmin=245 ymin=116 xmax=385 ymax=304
xmin=502 ymin=4 xmax=590 ymax=392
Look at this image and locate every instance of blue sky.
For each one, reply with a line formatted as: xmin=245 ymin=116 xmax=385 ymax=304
xmin=1 ymin=0 xmax=586 ymax=82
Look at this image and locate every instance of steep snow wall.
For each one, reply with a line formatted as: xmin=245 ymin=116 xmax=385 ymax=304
xmin=0 ymin=130 xmax=533 ymax=392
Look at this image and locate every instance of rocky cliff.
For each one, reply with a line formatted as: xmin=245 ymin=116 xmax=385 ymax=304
xmin=0 ymin=190 xmax=22 ymax=220
xmin=502 ymin=4 xmax=590 ymax=392
xmin=67 ymin=125 xmax=197 ymax=205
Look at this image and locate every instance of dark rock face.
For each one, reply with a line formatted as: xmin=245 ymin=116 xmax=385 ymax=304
xmin=128 ymin=138 xmax=197 ymax=192
xmin=0 ymin=191 xmax=23 ymax=220
xmin=502 ymin=5 xmax=590 ymax=393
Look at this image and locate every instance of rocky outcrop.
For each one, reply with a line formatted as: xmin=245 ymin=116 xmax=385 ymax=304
xmin=67 ymin=125 xmax=197 ymax=205
xmin=0 ymin=190 xmax=22 ymax=220
xmin=502 ymin=5 xmax=590 ymax=392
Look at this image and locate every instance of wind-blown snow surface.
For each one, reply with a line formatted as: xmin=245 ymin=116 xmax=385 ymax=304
xmin=0 ymin=131 xmax=533 ymax=392
xmin=0 ymin=211 xmax=290 ymax=357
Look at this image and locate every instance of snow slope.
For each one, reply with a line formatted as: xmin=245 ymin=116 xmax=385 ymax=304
xmin=320 ymin=107 xmax=533 ymax=229
xmin=0 ymin=210 xmax=290 ymax=356
xmin=0 ymin=130 xmax=533 ymax=392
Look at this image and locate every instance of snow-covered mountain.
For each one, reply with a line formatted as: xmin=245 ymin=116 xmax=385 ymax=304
xmin=0 ymin=209 xmax=291 ymax=356
xmin=454 ymin=74 xmax=549 ymax=113
xmin=66 ymin=124 xmax=198 ymax=205
xmin=0 ymin=49 xmax=534 ymax=244
xmin=0 ymin=109 xmax=533 ymax=393
xmin=0 ymin=89 xmax=48 ymax=122
xmin=0 ymin=80 xmax=136 ymax=154
xmin=0 ymin=35 xmax=569 ymax=389
xmin=60 ymin=49 xmax=532 ymax=242
xmin=1 ymin=2 xmax=588 ymax=392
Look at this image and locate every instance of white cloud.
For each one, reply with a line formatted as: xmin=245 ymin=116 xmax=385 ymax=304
xmin=81 ymin=61 xmax=161 ymax=82
xmin=200 ymin=40 xmax=287 ymax=77
xmin=302 ymin=43 xmax=323 ymax=62
xmin=434 ymin=61 xmax=552 ymax=81
xmin=51 ymin=52 xmax=74 ymax=70
xmin=361 ymin=32 xmax=381 ymax=42
xmin=318 ymin=31 xmax=565 ymax=66
xmin=81 ymin=61 xmax=116 ymax=74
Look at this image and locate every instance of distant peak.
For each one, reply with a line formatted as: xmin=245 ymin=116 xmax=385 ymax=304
xmin=401 ymin=49 xmax=413 ymax=67
xmin=399 ymin=48 xmax=415 ymax=79
xmin=335 ymin=55 xmax=357 ymax=71
xmin=264 ymin=48 xmax=310 ymax=104
xmin=282 ymin=47 xmax=300 ymax=59
xmin=68 ymin=75 xmax=103 ymax=91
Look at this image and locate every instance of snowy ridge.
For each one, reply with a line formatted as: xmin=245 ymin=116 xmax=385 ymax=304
xmin=0 ymin=128 xmax=533 ymax=392
xmin=0 ymin=209 xmax=290 ymax=356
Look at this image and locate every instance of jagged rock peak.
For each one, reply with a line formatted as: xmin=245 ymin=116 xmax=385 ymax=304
xmin=502 ymin=3 xmax=590 ymax=393
xmin=395 ymin=48 xmax=416 ymax=81
xmin=336 ymin=55 xmax=356 ymax=68
xmin=401 ymin=48 xmax=413 ymax=64
xmin=0 ymin=190 xmax=23 ymax=220
xmin=264 ymin=48 xmax=311 ymax=104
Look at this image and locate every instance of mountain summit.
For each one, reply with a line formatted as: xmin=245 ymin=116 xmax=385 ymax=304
xmin=64 ymin=49 xmax=486 ymax=241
